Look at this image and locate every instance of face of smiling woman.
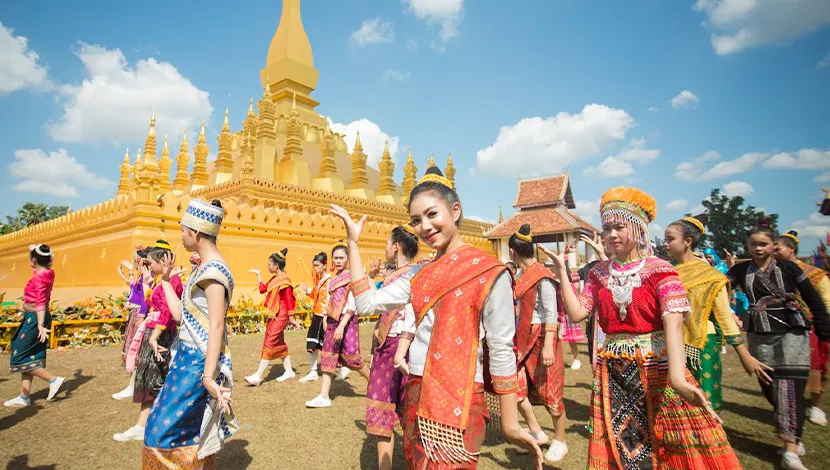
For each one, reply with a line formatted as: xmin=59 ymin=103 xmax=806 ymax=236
xmin=408 ymin=191 xmax=461 ymax=254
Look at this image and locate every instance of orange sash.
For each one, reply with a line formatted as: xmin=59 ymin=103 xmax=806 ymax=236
xmin=264 ymin=274 xmax=292 ymax=316
xmin=310 ymin=273 xmax=331 ymax=316
xmin=410 ymin=246 xmax=508 ymax=461
xmin=514 ymin=262 xmax=554 ymax=363
xmin=798 ymin=260 xmax=828 ymax=289
xmin=326 ymin=270 xmax=352 ymax=321
xmin=376 ymin=264 xmax=413 ymax=347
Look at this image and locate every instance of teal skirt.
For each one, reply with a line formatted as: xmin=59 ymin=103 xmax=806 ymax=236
xmin=10 ymin=311 xmax=50 ymax=374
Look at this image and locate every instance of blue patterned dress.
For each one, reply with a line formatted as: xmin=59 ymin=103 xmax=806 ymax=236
xmin=143 ymin=260 xmax=238 ymax=469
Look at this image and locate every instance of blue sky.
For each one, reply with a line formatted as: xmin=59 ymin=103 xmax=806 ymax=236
xmin=1 ymin=0 xmax=829 ymax=250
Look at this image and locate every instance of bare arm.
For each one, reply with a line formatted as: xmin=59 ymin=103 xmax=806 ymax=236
xmin=540 ymin=246 xmax=590 ymax=323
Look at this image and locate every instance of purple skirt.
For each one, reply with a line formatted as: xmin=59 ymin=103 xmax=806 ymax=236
xmin=366 ymin=336 xmax=407 ymax=437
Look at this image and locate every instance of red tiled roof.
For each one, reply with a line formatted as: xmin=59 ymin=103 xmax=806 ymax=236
xmin=513 ymin=175 xmax=574 ymax=209
xmin=484 ymin=206 xmax=597 ymax=239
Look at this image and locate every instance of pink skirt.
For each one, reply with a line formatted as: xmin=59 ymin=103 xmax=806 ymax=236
xmin=126 ymin=317 xmax=149 ymax=374
xmin=560 ymin=313 xmax=584 ymax=343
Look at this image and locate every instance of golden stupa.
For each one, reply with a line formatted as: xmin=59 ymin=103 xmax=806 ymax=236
xmin=0 ymin=0 xmax=493 ymax=303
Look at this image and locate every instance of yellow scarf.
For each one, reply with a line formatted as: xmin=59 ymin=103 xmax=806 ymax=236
xmin=676 ymin=258 xmax=729 ymax=352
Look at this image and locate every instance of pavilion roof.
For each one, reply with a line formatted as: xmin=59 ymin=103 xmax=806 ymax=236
xmin=513 ymin=174 xmax=575 ymax=210
xmin=484 ymin=206 xmax=597 ymax=239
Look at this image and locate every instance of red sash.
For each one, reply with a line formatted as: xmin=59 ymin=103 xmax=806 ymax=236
xmin=326 ymin=270 xmax=352 ymax=321
xmin=376 ymin=264 xmax=413 ymax=347
xmin=514 ymin=262 xmax=554 ymax=363
xmin=264 ymin=274 xmax=292 ymax=316
xmin=410 ymin=246 xmax=506 ymax=431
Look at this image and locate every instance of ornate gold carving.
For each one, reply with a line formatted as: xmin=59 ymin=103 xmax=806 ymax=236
xmin=172 ymin=128 xmax=190 ymax=191
xmin=190 ymin=121 xmax=210 ymax=186
xmin=349 ymin=130 xmax=369 ymax=189
xmin=377 ymin=140 xmax=396 ymax=195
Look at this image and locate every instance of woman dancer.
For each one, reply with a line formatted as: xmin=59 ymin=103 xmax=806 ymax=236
xmin=114 ymin=240 xmax=183 ymax=442
xmin=142 ymin=199 xmax=238 ymax=468
xmin=113 ymin=247 xmax=150 ymax=400
xmin=726 ymin=221 xmax=830 ymax=469
xmin=775 ymin=230 xmax=830 ymax=427
xmin=509 ymin=224 xmax=568 ymax=463
xmin=305 ymin=243 xmax=371 ymax=408
xmin=665 ymin=215 xmax=770 ymax=411
xmin=299 ymin=252 xmax=331 ymax=383
xmin=365 ymin=225 xmax=418 ymax=470
xmin=335 ymin=167 xmax=543 ymax=469
xmin=544 ymin=186 xmax=741 ymax=469
xmin=4 ymin=244 xmax=64 ymax=407
xmin=245 ymin=249 xmax=299 ymax=385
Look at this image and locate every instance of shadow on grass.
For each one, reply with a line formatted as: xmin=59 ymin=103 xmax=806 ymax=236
xmin=31 ymin=369 xmax=93 ymax=403
xmin=722 ymin=384 xmax=765 ymax=398
xmin=724 ymin=428 xmax=779 ymax=461
xmin=563 ymin=397 xmax=590 ymax=423
xmin=216 ymin=439 xmax=253 ymax=468
xmin=354 ymin=419 xmax=406 ymax=469
xmin=0 ymin=404 xmax=41 ymax=432
xmin=721 ymin=400 xmax=773 ymax=426
xmin=5 ymin=454 xmax=56 ymax=470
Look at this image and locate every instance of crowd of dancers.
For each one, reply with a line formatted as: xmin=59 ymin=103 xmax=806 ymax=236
xmin=3 ymin=166 xmax=830 ymax=469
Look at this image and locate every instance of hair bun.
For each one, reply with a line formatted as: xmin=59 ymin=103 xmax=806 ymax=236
xmin=787 ymin=230 xmax=798 ymax=237
xmin=518 ymin=224 xmax=531 ymax=236
xmin=211 ymin=199 xmax=223 ymax=209
xmin=758 ymin=217 xmax=771 ymax=228
xmin=425 ymin=166 xmax=444 ymax=177
xmin=280 ymin=248 xmax=288 ymax=256
xmin=693 ymin=213 xmax=709 ymax=228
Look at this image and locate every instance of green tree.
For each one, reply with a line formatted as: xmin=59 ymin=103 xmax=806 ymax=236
xmin=1 ymin=202 xmax=70 ymax=234
xmin=652 ymin=237 xmax=669 ymax=260
xmin=697 ymin=188 xmax=778 ymax=258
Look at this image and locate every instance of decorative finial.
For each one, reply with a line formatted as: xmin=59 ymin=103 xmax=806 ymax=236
xmin=199 ymin=120 xmax=206 ymax=138
xmin=123 ymin=148 xmax=130 ymax=164
xmin=248 ymin=98 xmax=255 ymax=116
xmin=447 ymin=151 xmax=453 ymax=163
xmin=427 ymin=152 xmax=436 ymax=168
xmin=148 ymin=109 xmax=156 ymax=136
xmin=222 ymin=109 xmax=230 ymax=132
xmin=292 ymin=91 xmax=297 ymax=111
xmin=163 ymin=135 xmax=169 ymax=152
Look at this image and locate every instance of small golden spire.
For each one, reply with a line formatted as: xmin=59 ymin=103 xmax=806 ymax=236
xmin=444 ymin=151 xmax=456 ymax=189
xmin=427 ymin=152 xmax=436 ymax=168
xmin=241 ymin=129 xmax=255 ymax=180
xmin=248 ymin=98 xmax=255 ymax=117
xmin=498 ymin=205 xmax=504 ymax=224
xmin=354 ymin=130 xmax=363 ymax=152
xmin=172 ymin=127 xmax=190 ymax=191
xmin=149 ymin=109 xmax=156 ymax=136
xmin=377 ymin=140 xmax=396 ymax=196
xmin=317 ymin=127 xmax=338 ymax=177
xmin=143 ymin=111 xmax=158 ymax=165
xmin=157 ymin=135 xmax=173 ymax=193
xmin=122 ymin=147 xmax=130 ymax=164
xmin=117 ymin=148 xmax=133 ymax=196
xmin=348 ymin=130 xmax=369 ymax=190
xmin=402 ymin=145 xmax=418 ymax=205
xmin=222 ymin=108 xmax=230 ymax=132
xmin=191 ymin=121 xmax=209 ymax=186
xmin=216 ymin=110 xmax=234 ymax=172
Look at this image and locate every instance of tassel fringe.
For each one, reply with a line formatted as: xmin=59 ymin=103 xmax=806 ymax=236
xmin=418 ymin=417 xmax=479 ymax=464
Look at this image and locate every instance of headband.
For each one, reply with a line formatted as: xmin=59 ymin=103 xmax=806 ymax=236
xmin=782 ymin=233 xmax=800 ymax=245
xmin=401 ymin=224 xmax=416 ymax=236
xmin=417 ymin=173 xmax=453 ymax=190
xmin=29 ymin=244 xmax=53 ymax=258
xmin=153 ymin=241 xmax=171 ymax=250
xmin=274 ymin=251 xmax=286 ymax=260
xmin=332 ymin=240 xmax=346 ymax=251
xmin=514 ymin=230 xmax=532 ymax=243
xmin=682 ymin=217 xmax=705 ymax=234
xmin=181 ymin=199 xmax=224 ymax=237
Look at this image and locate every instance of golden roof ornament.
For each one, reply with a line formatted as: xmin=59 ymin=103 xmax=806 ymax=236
xmin=377 ymin=140 xmax=396 ymax=195
xmin=317 ymin=127 xmax=338 ymax=177
xmin=172 ymin=127 xmax=190 ymax=191
xmin=257 ymin=80 xmax=276 ymax=140
xmin=158 ymin=135 xmax=173 ymax=193
xmin=242 ymin=98 xmax=259 ymax=150
xmin=190 ymin=121 xmax=209 ymax=186
xmin=283 ymin=92 xmax=303 ymax=162
xmin=427 ymin=151 xmax=436 ymax=168
xmin=445 ymin=151 xmax=456 ymax=189
xmin=143 ymin=110 xmax=158 ymax=166
xmin=117 ymin=148 xmax=133 ymax=196
xmin=498 ymin=205 xmax=504 ymax=224
xmin=402 ymin=146 xmax=418 ymax=204
xmin=241 ymin=130 xmax=256 ymax=181
xmin=349 ymin=130 xmax=369 ymax=189
xmin=215 ymin=110 xmax=234 ymax=172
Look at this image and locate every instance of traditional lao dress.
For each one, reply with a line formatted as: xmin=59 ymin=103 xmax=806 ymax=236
xmin=143 ymin=260 xmax=239 ymax=469
xmin=352 ymin=245 xmax=517 ymax=469
xmin=320 ymin=270 xmax=365 ymax=373
xmin=305 ymin=272 xmax=331 ymax=351
xmin=677 ymin=258 xmax=744 ymax=411
xmin=10 ymin=269 xmax=55 ymax=373
xmin=514 ymin=262 xmax=563 ymax=414
xmin=259 ymin=273 xmax=295 ymax=360
xmin=582 ymin=257 xmax=741 ymax=469
xmin=122 ymin=280 xmax=148 ymax=361
xmin=795 ymin=260 xmax=830 ymax=396
xmin=366 ymin=264 xmax=416 ymax=438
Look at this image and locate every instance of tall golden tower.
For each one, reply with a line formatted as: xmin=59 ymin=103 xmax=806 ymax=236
xmin=312 ymin=127 xmax=344 ymax=194
xmin=211 ymin=110 xmax=234 ymax=185
xmin=346 ymin=130 xmax=374 ymax=199
xmin=376 ymin=141 xmax=399 ymax=205
xmin=117 ymin=149 xmax=133 ymax=196
xmin=172 ymin=128 xmax=190 ymax=192
xmin=190 ymin=121 xmax=210 ymax=190
xmin=276 ymin=92 xmax=311 ymax=186
xmin=401 ymin=146 xmax=418 ymax=205
xmin=158 ymin=135 xmax=173 ymax=193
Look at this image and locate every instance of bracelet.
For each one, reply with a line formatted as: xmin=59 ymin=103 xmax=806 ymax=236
xmin=201 ymin=375 xmax=215 ymax=382
xmin=393 ymin=361 xmax=406 ymax=369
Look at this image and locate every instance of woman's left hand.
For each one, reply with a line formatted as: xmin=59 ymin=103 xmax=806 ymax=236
xmin=542 ymin=345 xmax=555 ymax=367
xmin=672 ymin=379 xmax=722 ymax=424
xmin=333 ymin=325 xmax=345 ymax=342
xmin=149 ymin=337 xmax=168 ymax=362
xmin=329 ymin=204 xmax=367 ymax=244
xmin=202 ymin=377 xmax=233 ymax=414
xmin=37 ymin=325 xmax=49 ymax=343
xmin=502 ymin=426 xmax=543 ymax=469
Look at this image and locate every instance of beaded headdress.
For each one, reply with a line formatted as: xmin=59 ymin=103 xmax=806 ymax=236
xmin=600 ymin=187 xmax=657 ymax=252
xmin=29 ymin=243 xmax=53 ymax=259
xmin=782 ymin=232 xmax=800 ymax=245
xmin=181 ymin=199 xmax=224 ymax=237
xmin=682 ymin=216 xmax=705 ymax=234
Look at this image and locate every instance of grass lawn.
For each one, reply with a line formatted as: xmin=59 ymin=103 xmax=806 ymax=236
xmin=1 ymin=324 xmax=828 ymax=469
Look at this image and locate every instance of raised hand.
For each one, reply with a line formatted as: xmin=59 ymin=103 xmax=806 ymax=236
xmin=329 ymin=204 xmax=367 ymax=244
xmin=538 ymin=246 xmax=566 ymax=272
xmin=723 ymin=249 xmax=736 ymax=269
xmin=141 ymin=265 xmax=152 ymax=284
xmin=159 ymin=252 xmax=177 ymax=281
xmin=367 ymin=257 xmax=382 ymax=278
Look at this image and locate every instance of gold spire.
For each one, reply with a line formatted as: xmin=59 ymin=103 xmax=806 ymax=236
xmin=444 ymin=151 xmax=456 ymax=189
xmin=498 ymin=205 xmax=504 ymax=224
xmin=215 ymin=110 xmax=234 ymax=172
xmin=157 ymin=135 xmax=173 ymax=193
xmin=282 ymin=97 xmax=303 ymax=161
xmin=257 ymin=84 xmax=277 ymax=140
xmin=190 ymin=121 xmax=209 ymax=186
xmin=317 ymin=127 xmax=338 ymax=177
xmin=348 ymin=131 xmax=369 ymax=190
xmin=402 ymin=146 xmax=418 ymax=204
xmin=427 ymin=151 xmax=436 ymax=168
xmin=242 ymin=98 xmax=258 ymax=150
xmin=377 ymin=140 xmax=396 ymax=196
xmin=172 ymin=127 xmax=190 ymax=191
xmin=241 ymin=130 xmax=256 ymax=181
xmin=261 ymin=0 xmax=319 ymax=102
xmin=143 ymin=111 xmax=158 ymax=166
xmin=117 ymin=148 xmax=133 ymax=196
xmin=132 ymin=147 xmax=143 ymax=189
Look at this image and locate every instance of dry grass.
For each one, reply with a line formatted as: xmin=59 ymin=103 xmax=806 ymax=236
xmin=1 ymin=325 xmax=828 ymax=469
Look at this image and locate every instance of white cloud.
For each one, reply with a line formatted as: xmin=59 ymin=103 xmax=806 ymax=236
xmin=693 ymin=0 xmax=830 ymax=55
xmin=9 ymin=148 xmax=113 ymax=198
xmin=649 ymin=223 xmax=664 ymax=239
xmin=648 ymin=106 xmax=659 ymax=112
xmin=404 ymin=0 xmax=464 ymax=42
xmin=47 ymin=43 xmax=212 ymax=145
xmin=819 ymin=51 xmax=830 ymax=67
xmin=382 ymin=69 xmax=411 ymax=81
xmin=674 ymin=150 xmax=766 ymax=181
xmin=584 ymin=156 xmax=634 ymax=178
xmin=815 ymin=171 xmax=830 ymax=183
xmin=573 ymin=199 xmax=601 ymax=225
xmin=666 ymin=199 xmax=689 ymax=211
xmin=0 ymin=21 xmax=51 ymax=94
xmin=791 ymin=212 xmax=830 ymax=238
xmin=350 ymin=18 xmax=394 ymax=46
xmin=476 ymin=104 xmax=634 ymax=177
xmin=406 ymin=39 xmax=419 ymax=52
xmin=326 ymin=117 xmax=400 ymax=168
xmin=670 ymin=90 xmax=700 ymax=109
xmin=763 ymin=148 xmax=830 ymax=170
xmin=689 ymin=203 xmax=707 ymax=215
xmin=722 ymin=180 xmax=754 ymax=198
xmin=615 ymin=137 xmax=660 ymax=164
